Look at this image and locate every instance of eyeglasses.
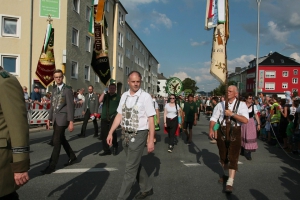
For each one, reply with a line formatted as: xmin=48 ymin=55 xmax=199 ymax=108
xmin=170 ymin=98 xmax=175 ymax=99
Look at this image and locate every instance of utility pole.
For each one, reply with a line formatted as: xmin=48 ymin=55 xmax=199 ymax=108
xmin=255 ymin=0 xmax=262 ymax=96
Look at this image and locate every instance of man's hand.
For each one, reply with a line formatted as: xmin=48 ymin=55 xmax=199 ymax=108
xmin=14 ymin=172 xmax=29 ymax=186
xmin=68 ymin=121 xmax=74 ymax=132
xmin=194 ymin=120 xmax=197 ymax=126
xmin=209 ymin=129 xmax=215 ymax=140
xmin=225 ymin=109 xmax=234 ymax=117
xmin=107 ymin=133 xmax=113 ymax=146
xmin=147 ymin=141 xmax=154 ymax=153
xmin=82 ymin=111 xmax=85 ymax=115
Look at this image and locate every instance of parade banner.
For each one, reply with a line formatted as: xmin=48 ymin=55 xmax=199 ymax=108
xmin=35 ymin=23 xmax=56 ymax=88
xmin=91 ymin=0 xmax=111 ymax=86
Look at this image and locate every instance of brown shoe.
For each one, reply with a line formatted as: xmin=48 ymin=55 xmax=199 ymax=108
xmin=218 ymin=175 xmax=228 ymax=184
xmin=225 ymin=185 xmax=233 ymax=193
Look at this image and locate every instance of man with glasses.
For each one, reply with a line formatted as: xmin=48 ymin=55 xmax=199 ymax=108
xmin=42 ymin=69 xmax=77 ymax=174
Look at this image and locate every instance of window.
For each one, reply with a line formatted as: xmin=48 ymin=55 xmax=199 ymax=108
xmin=282 ymin=83 xmax=288 ymax=89
xmin=84 ymin=65 xmax=90 ymax=81
xmin=73 ymin=0 xmax=80 ymax=13
xmin=294 ymin=70 xmax=298 ymax=75
xmin=282 ymin=71 xmax=288 ymax=77
xmin=126 ymin=48 xmax=131 ymax=58
xmin=265 ymin=82 xmax=275 ymax=90
xmin=85 ymin=36 xmax=91 ymax=52
xmin=281 ymin=59 xmax=284 ymax=63
xmin=292 ymin=78 xmax=298 ymax=84
xmin=72 ymin=28 xmax=79 ymax=46
xmin=118 ymin=32 xmax=123 ymax=47
xmin=1 ymin=55 xmax=19 ymax=75
xmin=118 ymin=53 xmax=123 ymax=68
xmin=126 ymin=66 xmax=130 ymax=76
xmin=105 ymin=1 xmax=109 ymax=12
xmin=71 ymin=61 xmax=78 ymax=78
xmin=126 ymin=31 xmax=131 ymax=41
xmin=271 ymin=59 xmax=274 ymax=63
xmin=292 ymin=88 xmax=298 ymax=93
xmin=119 ymin=11 xmax=124 ymax=26
xmin=1 ymin=16 xmax=20 ymax=37
xmin=86 ymin=6 xmax=91 ymax=22
xmin=265 ymin=71 xmax=276 ymax=78
xmin=95 ymin=74 xmax=99 ymax=83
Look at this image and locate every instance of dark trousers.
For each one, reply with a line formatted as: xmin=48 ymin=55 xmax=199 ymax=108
xmin=166 ymin=117 xmax=178 ymax=146
xmin=101 ymin=118 xmax=118 ymax=152
xmin=0 ymin=191 xmax=19 ymax=200
xmin=81 ymin=109 xmax=98 ymax=136
xmin=49 ymin=122 xmax=76 ymax=168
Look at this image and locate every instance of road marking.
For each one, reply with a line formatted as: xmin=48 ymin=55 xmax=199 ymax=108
xmin=183 ymin=163 xmax=203 ymax=167
xmin=54 ymin=168 xmax=118 ymax=173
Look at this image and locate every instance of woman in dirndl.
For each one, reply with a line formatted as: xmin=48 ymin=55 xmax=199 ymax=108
xmin=241 ymin=93 xmax=261 ymax=160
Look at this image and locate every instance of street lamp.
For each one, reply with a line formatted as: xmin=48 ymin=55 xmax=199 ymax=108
xmin=255 ymin=0 xmax=262 ymax=96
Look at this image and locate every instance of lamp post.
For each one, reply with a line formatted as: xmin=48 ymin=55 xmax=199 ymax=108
xmin=255 ymin=0 xmax=262 ymax=96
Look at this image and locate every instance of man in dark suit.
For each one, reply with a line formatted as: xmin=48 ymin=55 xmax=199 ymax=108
xmin=0 ymin=66 xmax=30 ymax=200
xmin=78 ymin=85 xmax=99 ymax=138
xmin=42 ymin=69 xmax=77 ymax=174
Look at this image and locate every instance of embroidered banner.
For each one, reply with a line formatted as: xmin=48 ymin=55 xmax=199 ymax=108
xmin=91 ymin=0 xmax=111 ymax=86
xmin=35 ymin=24 xmax=56 ymax=87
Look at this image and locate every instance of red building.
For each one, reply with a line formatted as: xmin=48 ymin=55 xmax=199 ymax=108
xmin=246 ymin=52 xmax=300 ymax=97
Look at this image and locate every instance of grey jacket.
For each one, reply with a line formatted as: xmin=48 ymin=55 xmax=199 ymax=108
xmin=48 ymin=84 xmax=74 ymax=126
xmin=83 ymin=93 xmax=99 ymax=113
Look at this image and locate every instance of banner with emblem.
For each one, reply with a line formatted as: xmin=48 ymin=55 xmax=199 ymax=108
xmin=35 ymin=19 xmax=56 ymax=88
xmin=206 ymin=0 xmax=229 ymax=84
xmin=91 ymin=0 xmax=111 ymax=86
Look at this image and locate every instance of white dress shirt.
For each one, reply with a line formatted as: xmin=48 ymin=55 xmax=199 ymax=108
xmin=210 ymin=98 xmax=249 ymax=126
xmin=117 ymin=89 xmax=156 ymax=130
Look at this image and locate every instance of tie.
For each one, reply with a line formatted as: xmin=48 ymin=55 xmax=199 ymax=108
xmin=57 ymin=87 xmax=61 ymax=94
xmin=88 ymin=94 xmax=91 ymax=108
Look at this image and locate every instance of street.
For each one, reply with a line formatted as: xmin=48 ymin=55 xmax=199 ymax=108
xmin=18 ymin=113 xmax=300 ymax=200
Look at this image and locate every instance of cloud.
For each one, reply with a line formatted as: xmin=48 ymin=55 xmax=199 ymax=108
xmin=143 ymin=27 xmax=151 ymax=35
xmin=152 ymin=10 xmax=173 ymax=29
xmin=169 ymin=72 xmax=189 ymax=80
xmin=190 ymin=40 xmax=209 ymax=47
xmin=290 ymin=52 xmax=300 ymax=63
xmin=266 ymin=21 xmax=290 ymax=43
xmin=227 ymin=54 xmax=255 ymax=72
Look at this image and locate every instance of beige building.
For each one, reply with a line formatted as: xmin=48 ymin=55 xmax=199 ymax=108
xmin=0 ymin=0 xmax=159 ymax=96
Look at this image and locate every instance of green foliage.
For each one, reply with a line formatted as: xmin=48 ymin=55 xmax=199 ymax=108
xmin=182 ymin=78 xmax=199 ymax=94
xmin=211 ymin=80 xmax=237 ymax=96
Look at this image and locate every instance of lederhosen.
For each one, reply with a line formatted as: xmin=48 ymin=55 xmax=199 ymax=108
xmin=216 ymin=100 xmax=241 ymax=170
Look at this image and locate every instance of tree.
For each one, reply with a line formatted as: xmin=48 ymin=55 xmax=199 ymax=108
xmin=211 ymin=80 xmax=237 ymax=96
xmin=182 ymin=78 xmax=199 ymax=94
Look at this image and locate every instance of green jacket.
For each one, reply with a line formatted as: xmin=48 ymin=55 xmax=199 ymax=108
xmin=0 ymin=68 xmax=30 ymax=197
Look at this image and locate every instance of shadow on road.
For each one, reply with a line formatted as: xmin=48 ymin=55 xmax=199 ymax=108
xmin=47 ymin=163 xmax=109 ymax=200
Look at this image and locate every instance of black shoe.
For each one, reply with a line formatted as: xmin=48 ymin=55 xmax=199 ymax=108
xmin=112 ymin=148 xmax=118 ymax=156
xmin=64 ymin=157 xmax=77 ymax=166
xmin=78 ymin=134 xmax=85 ymax=138
xmin=99 ymin=151 xmax=111 ymax=156
xmin=225 ymin=185 xmax=233 ymax=193
xmin=40 ymin=166 xmax=55 ymax=175
xmin=135 ymin=188 xmax=153 ymax=199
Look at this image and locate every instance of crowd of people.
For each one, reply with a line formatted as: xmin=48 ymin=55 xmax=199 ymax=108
xmin=4 ymin=64 xmax=300 ymax=199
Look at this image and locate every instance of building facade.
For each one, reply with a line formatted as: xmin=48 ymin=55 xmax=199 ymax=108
xmin=0 ymin=0 xmax=159 ymax=95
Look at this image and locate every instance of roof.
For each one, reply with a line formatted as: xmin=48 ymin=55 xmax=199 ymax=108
xmin=157 ymin=73 xmax=167 ymax=80
xmin=260 ymin=52 xmax=300 ymax=66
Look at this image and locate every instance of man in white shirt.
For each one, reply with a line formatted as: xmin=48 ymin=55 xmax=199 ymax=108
xmin=209 ymin=85 xmax=249 ymax=193
xmin=107 ymin=71 xmax=155 ymax=200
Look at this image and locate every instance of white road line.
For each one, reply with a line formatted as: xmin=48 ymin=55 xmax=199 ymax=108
xmin=183 ymin=163 xmax=203 ymax=167
xmin=54 ymin=168 xmax=118 ymax=173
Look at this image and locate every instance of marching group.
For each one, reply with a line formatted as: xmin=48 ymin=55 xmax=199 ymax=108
xmin=2 ymin=64 xmax=300 ymax=199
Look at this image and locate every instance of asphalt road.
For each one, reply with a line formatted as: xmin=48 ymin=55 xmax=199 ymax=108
xmin=18 ymin=113 xmax=300 ymax=200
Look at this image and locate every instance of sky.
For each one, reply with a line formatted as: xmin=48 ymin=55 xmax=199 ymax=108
xmin=120 ymin=0 xmax=300 ymax=92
